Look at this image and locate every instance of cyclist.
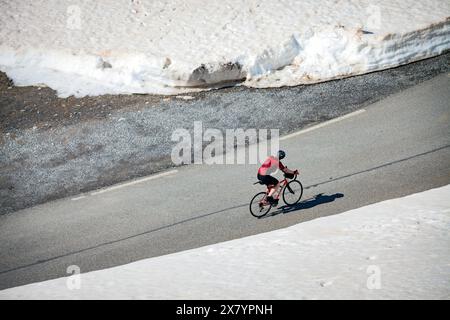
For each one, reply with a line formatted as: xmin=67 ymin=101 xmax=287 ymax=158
xmin=257 ymin=150 xmax=298 ymax=205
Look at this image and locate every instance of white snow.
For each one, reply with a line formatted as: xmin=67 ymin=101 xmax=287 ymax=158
xmin=1 ymin=185 xmax=449 ymax=300
xmin=0 ymin=0 xmax=449 ymax=97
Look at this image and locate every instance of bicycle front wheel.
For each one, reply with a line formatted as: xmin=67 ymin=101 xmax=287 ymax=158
xmin=282 ymin=180 xmax=303 ymax=206
xmin=249 ymin=192 xmax=271 ymax=218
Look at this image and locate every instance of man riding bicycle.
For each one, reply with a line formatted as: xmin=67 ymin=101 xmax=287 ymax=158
xmin=257 ymin=150 xmax=298 ymax=205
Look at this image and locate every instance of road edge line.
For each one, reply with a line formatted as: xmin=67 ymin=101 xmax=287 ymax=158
xmin=90 ymin=169 xmax=178 ymax=196
xmin=280 ymin=109 xmax=366 ymax=141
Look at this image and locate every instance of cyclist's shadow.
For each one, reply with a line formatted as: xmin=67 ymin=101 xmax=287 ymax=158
xmin=264 ymin=193 xmax=344 ymax=218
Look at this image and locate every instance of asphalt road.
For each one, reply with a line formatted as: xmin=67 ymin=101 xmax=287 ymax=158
xmin=2 ymin=53 xmax=449 ymax=215
xmin=0 ymin=73 xmax=449 ymax=290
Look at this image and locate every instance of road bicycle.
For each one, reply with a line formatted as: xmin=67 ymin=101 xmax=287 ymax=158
xmin=249 ymin=172 xmax=303 ymax=218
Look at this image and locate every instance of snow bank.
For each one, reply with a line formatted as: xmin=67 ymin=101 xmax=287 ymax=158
xmin=1 ymin=185 xmax=449 ymax=300
xmin=0 ymin=0 xmax=449 ymax=97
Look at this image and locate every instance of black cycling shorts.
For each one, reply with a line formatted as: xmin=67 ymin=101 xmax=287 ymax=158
xmin=257 ymin=174 xmax=279 ymax=187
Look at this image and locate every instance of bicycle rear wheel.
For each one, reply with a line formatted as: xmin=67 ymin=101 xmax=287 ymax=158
xmin=249 ymin=192 xmax=271 ymax=218
xmin=282 ymin=180 xmax=303 ymax=206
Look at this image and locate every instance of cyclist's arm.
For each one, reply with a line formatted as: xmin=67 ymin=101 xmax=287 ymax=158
xmin=282 ymin=167 xmax=297 ymax=174
xmin=279 ymin=162 xmax=297 ymax=175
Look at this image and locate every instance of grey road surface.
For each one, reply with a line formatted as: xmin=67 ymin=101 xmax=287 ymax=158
xmin=0 ymin=73 xmax=449 ymax=290
xmin=1 ymin=54 xmax=449 ymax=215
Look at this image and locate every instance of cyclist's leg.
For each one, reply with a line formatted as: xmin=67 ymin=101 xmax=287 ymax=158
xmin=258 ymin=174 xmax=279 ymax=192
xmin=268 ymin=185 xmax=279 ymax=197
xmin=256 ymin=175 xmax=270 ymax=206
xmin=265 ymin=176 xmax=280 ymax=203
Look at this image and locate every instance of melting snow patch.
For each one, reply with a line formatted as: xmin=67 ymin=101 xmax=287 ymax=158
xmin=175 ymin=95 xmax=194 ymax=100
xmin=0 ymin=0 xmax=449 ymax=97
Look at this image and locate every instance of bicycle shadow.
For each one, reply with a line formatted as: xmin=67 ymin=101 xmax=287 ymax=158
xmin=262 ymin=193 xmax=344 ymax=219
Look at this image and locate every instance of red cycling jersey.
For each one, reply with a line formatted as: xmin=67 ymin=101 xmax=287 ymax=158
xmin=258 ymin=156 xmax=285 ymax=176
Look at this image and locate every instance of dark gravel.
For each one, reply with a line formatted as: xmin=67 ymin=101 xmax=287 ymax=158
xmin=1 ymin=53 xmax=449 ymax=214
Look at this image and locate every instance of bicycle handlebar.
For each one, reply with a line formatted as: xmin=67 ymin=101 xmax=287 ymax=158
xmin=283 ymin=170 xmax=299 ymax=179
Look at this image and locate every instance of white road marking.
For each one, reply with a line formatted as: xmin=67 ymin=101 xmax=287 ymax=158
xmin=90 ymin=169 xmax=178 ymax=196
xmin=71 ymin=195 xmax=87 ymax=201
xmin=280 ymin=109 xmax=366 ymax=141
